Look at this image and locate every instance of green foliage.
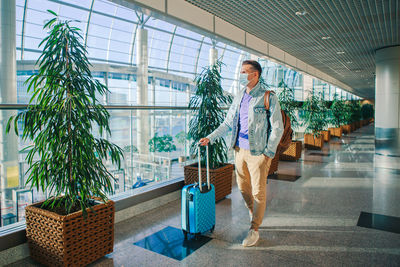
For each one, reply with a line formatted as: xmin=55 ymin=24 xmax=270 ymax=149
xmin=6 ymin=11 xmax=123 ymax=217
xmin=302 ymin=92 xmax=327 ymax=136
xmin=189 ymin=61 xmax=232 ymax=169
xmin=349 ymin=101 xmax=362 ymax=122
xmin=361 ymin=103 xmax=374 ymax=119
xmin=148 ymin=134 xmax=176 ymax=153
xmin=276 ymin=79 xmax=299 ymax=131
xmin=329 ymin=94 xmax=346 ymax=128
xmin=175 ymin=131 xmax=189 ymax=145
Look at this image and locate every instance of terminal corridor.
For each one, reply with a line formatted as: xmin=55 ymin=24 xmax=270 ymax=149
xmin=12 ymin=124 xmax=400 ymax=267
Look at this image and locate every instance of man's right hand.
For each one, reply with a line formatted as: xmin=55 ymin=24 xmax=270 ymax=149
xmin=199 ymin=138 xmax=210 ymax=146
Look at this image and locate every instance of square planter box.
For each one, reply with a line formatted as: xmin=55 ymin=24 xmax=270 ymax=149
xmin=184 ymin=163 xmax=234 ymax=202
xmin=26 ymin=199 xmax=114 ymax=267
xmin=280 ymin=141 xmax=302 ymax=161
xmin=342 ymin=124 xmax=352 ymax=134
xmin=304 ymin=133 xmax=324 ymax=150
xmin=329 ymin=127 xmax=342 ymax=138
xmin=321 ymin=130 xmax=331 ymax=142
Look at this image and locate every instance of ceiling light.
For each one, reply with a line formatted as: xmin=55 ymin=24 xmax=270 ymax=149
xmin=346 ymin=61 xmax=352 ymax=64
xmin=336 ymin=51 xmax=345 ymax=54
xmin=322 ymin=36 xmax=331 ymax=40
xmin=355 ymin=70 xmax=361 ymax=73
xmin=295 ymin=11 xmax=307 ymax=16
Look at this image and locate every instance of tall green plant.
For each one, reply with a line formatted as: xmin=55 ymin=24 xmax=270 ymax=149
xmin=188 ymin=61 xmax=232 ymax=169
xmin=6 ymin=11 xmax=123 ymax=216
xmin=276 ymin=79 xmax=299 ymax=131
xmin=302 ymin=92 xmax=326 ymax=136
xmin=343 ymin=101 xmax=353 ymax=124
xmin=330 ymin=93 xmax=346 ymax=128
xmin=349 ymin=100 xmax=362 ymax=122
xmin=361 ymin=103 xmax=374 ymax=119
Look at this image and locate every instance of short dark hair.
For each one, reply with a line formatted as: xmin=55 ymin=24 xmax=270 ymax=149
xmin=242 ymin=60 xmax=262 ymax=77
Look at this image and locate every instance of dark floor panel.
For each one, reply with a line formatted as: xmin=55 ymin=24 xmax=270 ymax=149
xmin=308 ymin=153 xmax=331 ymax=157
xmin=357 ymin=212 xmax=400 ymax=234
xmin=134 ymin=226 xmax=212 ymax=261
xmin=268 ymin=173 xmax=301 ymax=182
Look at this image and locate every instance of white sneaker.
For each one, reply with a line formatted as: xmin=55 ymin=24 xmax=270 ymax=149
xmin=242 ymin=229 xmax=259 ymax=247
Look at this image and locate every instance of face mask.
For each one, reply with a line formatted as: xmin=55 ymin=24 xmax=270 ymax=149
xmin=239 ymin=73 xmax=249 ymax=86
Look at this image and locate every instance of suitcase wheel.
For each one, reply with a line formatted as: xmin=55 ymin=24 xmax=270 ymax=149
xmin=210 ymin=225 xmax=215 ymax=233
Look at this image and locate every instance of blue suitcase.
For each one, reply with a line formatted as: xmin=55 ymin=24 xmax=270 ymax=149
xmin=182 ymin=145 xmax=215 ymax=239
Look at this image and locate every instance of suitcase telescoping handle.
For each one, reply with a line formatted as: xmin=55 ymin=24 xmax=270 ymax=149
xmin=197 ymin=144 xmax=210 ymax=191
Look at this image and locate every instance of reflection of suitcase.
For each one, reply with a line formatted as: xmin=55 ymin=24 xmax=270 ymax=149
xmin=181 ymin=145 xmax=215 ymax=239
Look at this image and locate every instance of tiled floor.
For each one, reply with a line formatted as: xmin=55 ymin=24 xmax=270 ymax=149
xmin=9 ymin=124 xmax=400 ymax=266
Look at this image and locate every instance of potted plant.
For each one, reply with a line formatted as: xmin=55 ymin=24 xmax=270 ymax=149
xmin=342 ymin=101 xmax=353 ymax=134
xmin=350 ymin=101 xmax=362 ymax=129
xmin=361 ymin=103 xmax=374 ymax=125
xmin=276 ymin=80 xmax=302 ymax=161
xmin=328 ymin=94 xmax=345 ymax=138
xmin=148 ymin=133 xmax=176 ymax=165
xmin=6 ymin=11 xmax=123 ymax=267
xmin=302 ymin=92 xmax=326 ymax=150
xmin=319 ymin=94 xmax=331 ymax=142
xmin=185 ymin=61 xmax=234 ymax=202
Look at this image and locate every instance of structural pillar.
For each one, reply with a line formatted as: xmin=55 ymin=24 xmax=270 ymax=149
xmin=0 ymin=0 xmax=19 ymax=224
xmin=375 ymin=46 xmax=400 ymax=157
xmin=136 ymin=28 xmax=149 ymax=155
xmin=303 ymin=74 xmax=313 ymax=100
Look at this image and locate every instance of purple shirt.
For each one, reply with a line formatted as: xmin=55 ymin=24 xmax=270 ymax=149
xmin=236 ymin=92 xmax=252 ymax=150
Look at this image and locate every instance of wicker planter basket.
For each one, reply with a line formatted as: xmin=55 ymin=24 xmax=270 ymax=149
xmin=280 ymin=141 xmax=302 ymax=161
xmin=342 ymin=124 xmax=352 ymax=134
xmin=329 ymin=127 xmax=342 ymax=138
xmin=268 ymin=155 xmax=279 ymax=175
xmin=304 ymin=133 xmax=324 ymax=150
xmin=25 ymin=200 xmax=114 ymax=267
xmin=184 ymin=163 xmax=234 ymax=202
xmin=321 ymin=130 xmax=331 ymax=142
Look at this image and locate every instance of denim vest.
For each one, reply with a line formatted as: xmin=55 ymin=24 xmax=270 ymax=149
xmin=207 ymin=82 xmax=284 ymax=158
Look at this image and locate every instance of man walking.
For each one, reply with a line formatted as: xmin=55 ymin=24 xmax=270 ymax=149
xmin=199 ymin=60 xmax=284 ymax=247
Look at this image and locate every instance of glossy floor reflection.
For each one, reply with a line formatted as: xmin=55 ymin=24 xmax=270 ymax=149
xmin=8 ymin=124 xmax=400 ymax=267
xmin=134 ymin=226 xmax=212 ymax=261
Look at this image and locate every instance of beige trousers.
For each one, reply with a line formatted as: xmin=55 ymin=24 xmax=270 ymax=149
xmin=234 ymin=147 xmax=272 ymax=230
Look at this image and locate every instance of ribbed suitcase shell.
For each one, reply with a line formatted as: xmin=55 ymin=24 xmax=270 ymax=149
xmin=181 ymin=184 xmax=215 ymax=234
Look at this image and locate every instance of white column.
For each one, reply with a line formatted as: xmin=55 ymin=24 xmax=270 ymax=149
xmin=0 ymin=0 xmax=19 ymax=222
xmin=136 ymin=28 xmax=149 ymax=155
xmin=303 ymin=74 xmax=313 ymax=100
xmin=209 ymin=47 xmax=218 ymax=66
xmin=375 ymin=46 xmax=400 ymax=157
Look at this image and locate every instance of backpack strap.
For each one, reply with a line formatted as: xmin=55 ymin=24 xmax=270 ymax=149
xmin=264 ymin=90 xmax=273 ymax=111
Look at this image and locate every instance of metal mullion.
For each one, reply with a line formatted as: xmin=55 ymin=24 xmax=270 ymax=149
xmin=105 ymin=7 xmax=118 ymax=62
xmin=166 ymin=26 xmax=177 ymax=72
xmin=129 ymin=22 xmax=139 ymax=66
xmin=84 ymin=0 xmax=95 ymax=49
xmin=193 ymin=36 xmax=204 ymax=75
xmin=20 ymin=0 xmax=28 ymax=60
